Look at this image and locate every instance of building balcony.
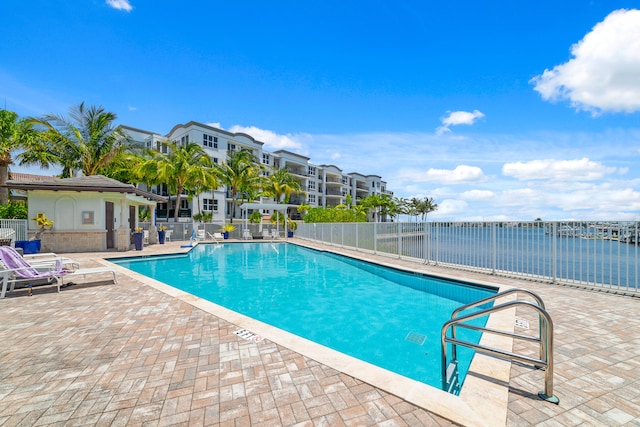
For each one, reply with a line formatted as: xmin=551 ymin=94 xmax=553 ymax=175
xmin=287 ymin=167 xmax=307 ymax=177
xmin=156 ymin=208 xmax=192 ymax=219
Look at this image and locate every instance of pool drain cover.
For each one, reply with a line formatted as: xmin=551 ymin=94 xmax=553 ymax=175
xmin=405 ymin=332 xmax=426 ymax=345
xmin=515 ymin=317 xmax=529 ymax=329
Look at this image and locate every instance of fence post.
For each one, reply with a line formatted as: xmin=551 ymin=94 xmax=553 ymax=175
xmin=435 ymin=222 xmax=439 ymax=265
xmin=423 ymin=222 xmax=429 ymax=264
xmin=397 ymin=223 xmax=402 ymax=258
xmin=492 ymin=222 xmax=497 ymax=274
xmin=552 ymin=222 xmax=557 ymax=284
xmin=374 ymin=222 xmax=377 ymax=254
xmin=355 ymin=223 xmax=359 ymax=251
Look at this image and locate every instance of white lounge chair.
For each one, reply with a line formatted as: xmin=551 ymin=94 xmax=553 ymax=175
xmin=197 ymin=229 xmax=206 ymax=240
xmin=271 ymin=229 xmax=280 ymax=239
xmin=164 ymin=230 xmax=173 ymax=241
xmin=262 ymin=229 xmax=270 ymax=239
xmin=23 ymin=252 xmax=80 ymax=270
xmin=243 ymin=229 xmax=253 ymax=240
xmin=0 ymin=228 xmax=15 ymax=247
xmin=0 ymin=246 xmax=117 ymax=298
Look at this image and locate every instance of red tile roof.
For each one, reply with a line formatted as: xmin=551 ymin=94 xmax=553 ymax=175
xmin=8 ymin=172 xmax=57 ymax=183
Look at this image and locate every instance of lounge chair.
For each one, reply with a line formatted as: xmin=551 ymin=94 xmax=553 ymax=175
xmin=164 ymin=230 xmax=173 ymax=241
xmin=143 ymin=230 xmax=150 ymax=245
xmin=242 ymin=229 xmax=253 ymax=240
xmin=197 ymin=229 xmax=206 ymax=240
xmin=262 ymin=229 xmax=271 ymax=239
xmin=0 ymin=246 xmax=117 ymax=298
xmin=0 ymin=228 xmax=16 ymax=247
xmin=271 ymin=229 xmax=280 ymax=239
xmin=23 ymin=252 xmax=80 ymax=269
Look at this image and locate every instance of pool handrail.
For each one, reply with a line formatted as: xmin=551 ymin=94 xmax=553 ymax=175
xmin=441 ymin=288 xmax=559 ymax=405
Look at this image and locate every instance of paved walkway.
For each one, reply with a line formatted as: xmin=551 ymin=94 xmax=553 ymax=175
xmin=1 ymin=240 xmax=639 ymax=426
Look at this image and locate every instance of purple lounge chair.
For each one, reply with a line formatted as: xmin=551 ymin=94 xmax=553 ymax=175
xmin=0 ymin=246 xmax=117 ymax=298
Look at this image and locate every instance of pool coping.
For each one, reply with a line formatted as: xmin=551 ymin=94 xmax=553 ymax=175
xmin=102 ymin=241 xmax=516 ymax=427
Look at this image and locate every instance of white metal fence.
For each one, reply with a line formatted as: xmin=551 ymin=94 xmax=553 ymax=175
xmin=296 ymin=221 xmax=640 ymax=294
xmin=0 ymin=219 xmax=28 ymax=244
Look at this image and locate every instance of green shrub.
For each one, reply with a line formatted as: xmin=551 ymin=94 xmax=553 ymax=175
xmin=0 ymin=201 xmax=28 ymax=219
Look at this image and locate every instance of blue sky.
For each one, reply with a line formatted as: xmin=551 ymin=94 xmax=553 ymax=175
xmin=3 ymin=1 xmax=640 ymax=221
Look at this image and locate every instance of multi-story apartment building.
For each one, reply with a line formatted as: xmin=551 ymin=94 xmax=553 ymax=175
xmin=121 ymin=122 xmax=392 ymax=222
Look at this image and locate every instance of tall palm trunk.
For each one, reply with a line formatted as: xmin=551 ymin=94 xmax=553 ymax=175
xmin=0 ymin=162 xmax=9 ymax=205
xmin=174 ymin=185 xmax=183 ymax=222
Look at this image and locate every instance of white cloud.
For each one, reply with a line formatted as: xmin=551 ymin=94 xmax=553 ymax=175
xmin=226 ymin=125 xmax=306 ymax=152
xmin=106 ymin=0 xmax=133 ymax=12
xmin=329 ymin=151 xmax=341 ymax=160
xmin=431 ymin=199 xmax=468 ymax=218
xmin=436 ymin=109 xmax=485 ymax=135
xmin=128 ymin=105 xmax=137 ymax=111
xmin=401 ymin=165 xmax=487 ymax=184
xmin=502 ymin=158 xmax=617 ymax=181
xmin=460 ymin=189 xmax=496 ymax=202
xmin=531 ymin=9 xmax=640 ymax=114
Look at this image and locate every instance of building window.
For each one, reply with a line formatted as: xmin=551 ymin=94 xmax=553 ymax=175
xmin=227 ymin=143 xmax=236 ymax=151
xmin=180 ymin=135 xmax=189 ymax=145
xmin=308 ymin=194 xmax=316 ymax=203
xmin=262 ymin=154 xmax=270 ymax=165
xmin=308 ymin=166 xmax=316 ymax=176
xmin=203 ymin=134 xmax=218 ymax=148
xmin=213 ymin=157 xmax=219 ymax=164
xmin=202 ymin=198 xmax=219 ymax=211
xmin=308 ymin=181 xmax=316 ymax=191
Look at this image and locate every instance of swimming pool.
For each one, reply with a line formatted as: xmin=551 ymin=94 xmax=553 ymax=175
xmin=111 ymin=242 xmax=496 ymax=390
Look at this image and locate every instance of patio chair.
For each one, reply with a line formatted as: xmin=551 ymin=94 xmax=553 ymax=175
xmin=0 ymin=246 xmax=117 ymax=298
xmin=243 ymin=229 xmax=253 ymax=240
xmin=197 ymin=229 xmax=206 ymax=240
xmin=208 ymin=232 xmax=224 ymax=242
xmin=164 ymin=230 xmax=173 ymax=241
xmin=262 ymin=229 xmax=271 ymax=239
xmin=143 ymin=230 xmax=150 ymax=244
xmin=23 ymin=252 xmax=80 ymax=270
xmin=0 ymin=228 xmax=15 ymax=247
xmin=271 ymin=229 xmax=280 ymax=239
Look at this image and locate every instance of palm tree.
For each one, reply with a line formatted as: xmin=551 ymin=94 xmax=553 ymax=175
xmin=24 ymin=102 xmax=132 ymax=178
xmin=416 ymin=197 xmax=438 ymax=220
xmin=262 ymin=167 xmax=304 ymax=203
xmin=361 ymin=193 xmax=394 ymax=222
xmin=0 ymin=109 xmax=40 ymax=204
xmin=137 ymin=141 xmax=215 ymax=222
xmin=215 ymin=149 xmax=262 ymax=223
xmin=185 ymin=164 xmax=221 ymax=220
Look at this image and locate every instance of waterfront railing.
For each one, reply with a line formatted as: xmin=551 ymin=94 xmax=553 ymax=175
xmin=296 ymin=221 xmax=640 ymax=294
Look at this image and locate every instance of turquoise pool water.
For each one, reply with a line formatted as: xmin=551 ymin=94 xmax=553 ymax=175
xmin=111 ymin=243 xmax=496 ymax=389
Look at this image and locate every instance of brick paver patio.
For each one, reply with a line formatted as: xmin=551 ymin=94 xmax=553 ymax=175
xmin=1 ymin=240 xmax=639 ymax=426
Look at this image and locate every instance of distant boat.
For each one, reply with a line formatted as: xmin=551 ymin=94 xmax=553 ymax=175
xmin=556 ymin=225 xmax=578 ymax=237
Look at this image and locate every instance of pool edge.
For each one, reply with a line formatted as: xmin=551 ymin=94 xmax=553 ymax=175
xmin=102 ymin=244 xmax=514 ymax=427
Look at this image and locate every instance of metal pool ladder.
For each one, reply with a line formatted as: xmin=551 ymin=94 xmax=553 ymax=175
xmin=440 ymin=288 xmax=559 ymax=404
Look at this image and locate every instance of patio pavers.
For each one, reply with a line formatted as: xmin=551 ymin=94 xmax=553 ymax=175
xmin=0 ymin=243 xmax=455 ymax=426
xmin=1 ymin=240 xmax=639 ymax=426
